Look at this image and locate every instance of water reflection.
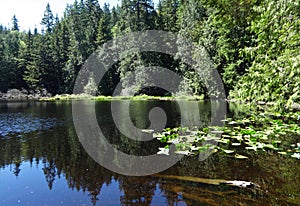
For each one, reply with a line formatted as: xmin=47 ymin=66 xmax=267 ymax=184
xmin=0 ymin=101 xmax=299 ymax=205
xmin=0 ymin=113 xmax=59 ymax=136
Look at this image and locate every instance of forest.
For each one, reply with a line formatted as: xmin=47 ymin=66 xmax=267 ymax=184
xmin=0 ymin=0 xmax=299 ymax=108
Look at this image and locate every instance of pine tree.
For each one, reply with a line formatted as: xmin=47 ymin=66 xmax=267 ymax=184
xmin=41 ymin=3 xmax=54 ymax=33
xmin=157 ymin=0 xmax=180 ymax=32
xmin=12 ymin=15 xmax=19 ymax=31
xmin=23 ymin=29 xmax=43 ymax=90
xmin=0 ymin=35 xmax=8 ymax=91
xmin=96 ymin=12 xmax=112 ymax=46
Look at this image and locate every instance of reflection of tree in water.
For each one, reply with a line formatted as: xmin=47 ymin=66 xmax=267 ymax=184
xmin=64 ymin=153 xmax=115 ymax=206
xmin=1 ymin=101 xmax=300 ymax=205
xmin=119 ymin=176 xmax=156 ymax=206
xmin=13 ymin=161 xmax=21 ymax=177
xmin=42 ymin=158 xmax=57 ymax=190
xmin=159 ymin=183 xmax=183 ymax=206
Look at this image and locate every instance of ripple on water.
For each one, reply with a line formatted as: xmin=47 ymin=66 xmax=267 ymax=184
xmin=0 ymin=113 xmax=60 ymax=137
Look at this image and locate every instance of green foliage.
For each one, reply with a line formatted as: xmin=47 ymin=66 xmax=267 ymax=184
xmin=0 ymin=0 xmax=298 ymax=107
xmin=83 ymin=73 xmax=98 ymax=95
xmin=231 ymin=0 xmax=300 ymax=109
xmin=155 ymin=110 xmax=300 ymax=159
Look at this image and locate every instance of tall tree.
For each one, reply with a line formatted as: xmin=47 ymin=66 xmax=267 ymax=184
xmin=157 ymin=0 xmax=180 ymax=32
xmin=41 ymin=3 xmax=54 ymax=33
xmin=12 ymin=15 xmax=19 ymax=31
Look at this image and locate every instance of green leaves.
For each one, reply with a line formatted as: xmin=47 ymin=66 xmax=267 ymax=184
xmin=231 ymin=0 xmax=300 ymax=107
xmin=155 ymin=109 xmax=300 ymax=160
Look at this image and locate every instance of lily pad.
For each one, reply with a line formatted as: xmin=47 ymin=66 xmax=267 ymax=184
xmin=190 ymin=146 xmax=201 ymax=151
xmin=217 ymin=139 xmax=230 ymax=144
xmin=235 ymin=154 xmax=248 ymax=159
xmin=141 ymin=129 xmax=154 ymax=133
xmin=223 ymin=149 xmax=235 ymax=154
xmin=175 ymin=151 xmax=190 ymax=155
xmin=291 ymin=153 xmax=300 ymax=159
xmin=245 ymin=147 xmax=257 ymax=151
xmin=157 ymin=148 xmax=169 ymax=155
xmin=211 ymin=130 xmax=224 ymax=134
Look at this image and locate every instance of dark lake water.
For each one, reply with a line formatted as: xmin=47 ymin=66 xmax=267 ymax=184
xmin=0 ymin=101 xmax=299 ymax=205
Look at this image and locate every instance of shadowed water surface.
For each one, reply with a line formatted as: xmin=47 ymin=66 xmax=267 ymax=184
xmin=0 ymin=101 xmax=299 ymax=205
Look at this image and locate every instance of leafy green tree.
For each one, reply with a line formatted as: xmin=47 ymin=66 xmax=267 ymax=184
xmin=175 ymin=0 xmax=207 ymax=96
xmin=199 ymin=0 xmax=262 ymax=92
xmin=231 ymin=0 xmax=300 ymax=107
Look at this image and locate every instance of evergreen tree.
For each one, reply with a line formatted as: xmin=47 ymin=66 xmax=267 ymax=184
xmin=0 ymin=35 xmax=8 ymax=92
xmin=23 ymin=28 xmax=41 ymax=90
xmin=41 ymin=3 xmax=55 ymax=33
xmin=157 ymin=0 xmax=180 ymax=32
xmin=12 ymin=15 xmax=19 ymax=31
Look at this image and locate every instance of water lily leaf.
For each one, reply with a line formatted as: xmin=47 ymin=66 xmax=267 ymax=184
xmin=256 ymin=142 xmax=264 ymax=149
xmin=223 ymin=149 xmax=235 ymax=154
xmin=291 ymin=153 xmax=300 ymax=159
xmin=223 ymin=130 xmax=232 ymax=133
xmin=157 ymin=148 xmax=169 ymax=155
xmin=217 ymin=139 xmax=230 ymax=144
xmin=181 ymin=135 xmax=195 ymax=143
xmin=141 ymin=129 xmax=154 ymax=133
xmin=175 ymin=151 xmax=190 ymax=155
xmin=211 ymin=130 xmax=224 ymax=134
xmin=264 ymin=144 xmax=275 ymax=149
xmin=162 ymin=131 xmax=171 ymax=135
xmin=213 ymin=148 xmax=218 ymax=153
xmin=235 ymin=154 xmax=248 ymax=159
xmin=191 ymin=131 xmax=200 ymax=135
xmin=193 ymin=137 xmax=201 ymax=143
xmin=232 ymin=135 xmax=243 ymax=141
xmin=167 ymin=138 xmax=180 ymax=144
xmin=190 ymin=146 xmax=201 ymax=151
xmin=260 ymin=135 xmax=268 ymax=140
xmin=245 ymin=147 xmax=257 ymax=151
xmin=221 ymin=135 xmax=231 ymax=138
xmin=153 ymin=133 xmax=164 ymax=139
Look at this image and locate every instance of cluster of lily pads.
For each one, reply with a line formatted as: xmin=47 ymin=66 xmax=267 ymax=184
xmin=153 ymin=111 xmax=300 ymax=160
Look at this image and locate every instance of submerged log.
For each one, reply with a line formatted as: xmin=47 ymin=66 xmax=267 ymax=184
xmin=154 ymin=174 xmax=260 ymax=189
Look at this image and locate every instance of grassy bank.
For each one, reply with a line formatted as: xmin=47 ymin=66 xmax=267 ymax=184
xmin=39 ymin=94 xmax=205 ymax=101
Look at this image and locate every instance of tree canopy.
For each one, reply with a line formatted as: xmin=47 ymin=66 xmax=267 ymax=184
xmin=0 ymin=0 xmax=298 ymax=107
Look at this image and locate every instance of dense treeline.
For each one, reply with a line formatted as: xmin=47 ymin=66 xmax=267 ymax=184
xmin=0 ymin=0 xmax=299 ymax=105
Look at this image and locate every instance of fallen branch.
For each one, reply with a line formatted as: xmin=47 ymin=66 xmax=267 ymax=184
xmin=154 ymin=174 xmax=260 ymax=188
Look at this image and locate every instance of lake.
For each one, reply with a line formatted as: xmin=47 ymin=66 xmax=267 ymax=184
xmin=0 ymin=100 xmax=299 ymax=205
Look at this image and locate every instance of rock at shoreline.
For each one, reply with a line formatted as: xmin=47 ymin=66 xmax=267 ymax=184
xmin=0 ymin=89 xmax=51 ymax=101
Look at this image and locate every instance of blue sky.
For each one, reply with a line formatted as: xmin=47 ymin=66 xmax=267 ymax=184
xmin=0 ymin=0 xmax=121 ymax=32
